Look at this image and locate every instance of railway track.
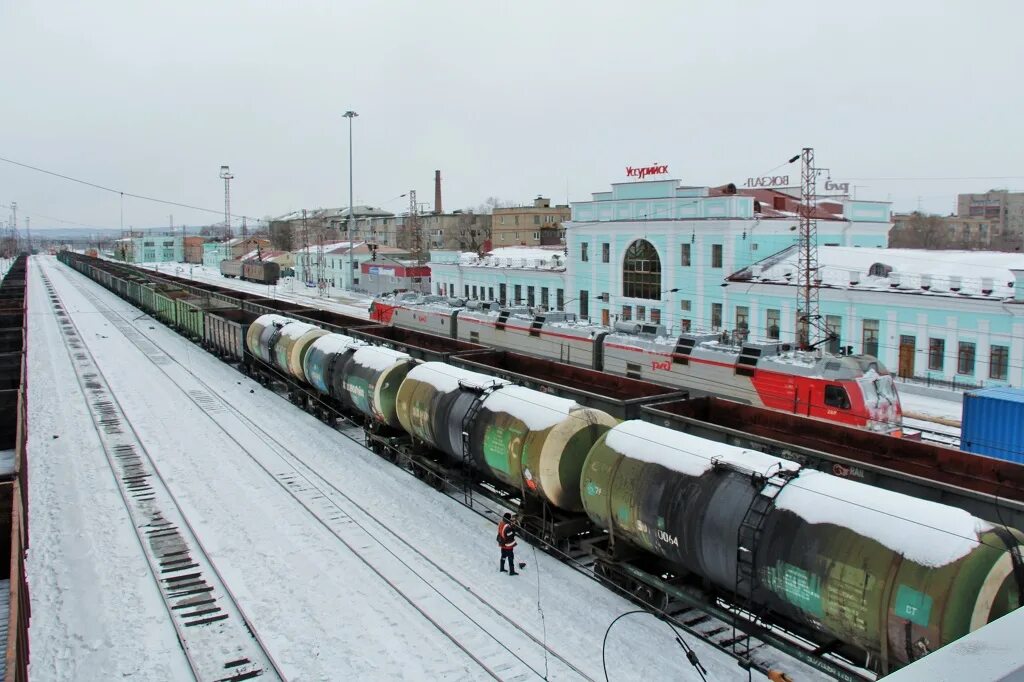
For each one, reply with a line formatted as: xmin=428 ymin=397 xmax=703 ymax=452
xmin=54 ymin=263 xmax=592 ymax=681
xmin=41 ymin=271 xmax=286 ymax=682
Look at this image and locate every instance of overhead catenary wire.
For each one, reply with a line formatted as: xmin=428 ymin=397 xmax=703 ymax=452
xmin=0 ymin=200 xmax=117 ymax=232
xmin=0 ymin=154 xmax=260 ymax=224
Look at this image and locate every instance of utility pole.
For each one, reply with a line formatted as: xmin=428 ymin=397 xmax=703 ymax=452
xmin=343 ymin=110 xmax=358 ymax=291
xmin=408 ymin=190 xmax=423 ymax=266
xmin=797 ymin=147 xmax=828 ymax=350
xmin=241 ymin=216 xmax=248 ymax=239
xmin=219 ymin=165 xmax=234 ymax=240
xmin=300 ymin=209 xmax=312 ymax=286
xmin=316 ymin=231 xmax=327 ymax=298
xmin=10 ymin=203 xmax=17 ymax=255
xmin=24 ymin=217 xmax=30 ymax=254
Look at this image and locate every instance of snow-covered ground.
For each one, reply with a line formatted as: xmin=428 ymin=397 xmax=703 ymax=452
xmin=0 ymin=256 xmax=17 ymax=280
xmin=134 ymin=261 xmax=375 ymax=320
xmin=899 ymin=391 xmax=963 ymax=424
xmin=898 ymin=390 xmax=963 ymax=444
xmin=29 ymin=254 xmax=796 ymax=681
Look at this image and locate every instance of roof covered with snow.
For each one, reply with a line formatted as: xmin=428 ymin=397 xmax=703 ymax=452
xmin=326 ymin=243 xmax=408 ymax=256
xmin=290 ymin=241 xmax=349 ymax=256
xmin=439 ymin=246 xmax=567 ymax=271
xmin=731 ymin=244 xmax=1023 ymax=300
xmin=238 ymin=248 xmax=288 ymax=262
xmin=274 ymin=206 xmax=396 ymax=223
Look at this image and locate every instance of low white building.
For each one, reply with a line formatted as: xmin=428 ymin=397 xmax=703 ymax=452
xmin=429 ymin=246 xmax=568 ymax=308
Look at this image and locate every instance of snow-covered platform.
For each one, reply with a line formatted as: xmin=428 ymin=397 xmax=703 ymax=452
xmin=28 ymin=254 xmax=798 ymax=680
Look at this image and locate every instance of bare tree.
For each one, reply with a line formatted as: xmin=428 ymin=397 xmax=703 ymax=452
xmin=889 ymin=212 xmax=950 ymax=249
xmin=475 ymin=197 xmax=515 ymax=215
xmin=450 ymin=211 xmax=491 ymax=252
xmin=269 ymin=220 xmax=294 ymax=251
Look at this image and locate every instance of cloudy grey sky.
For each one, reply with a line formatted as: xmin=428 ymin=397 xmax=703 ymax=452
xmin=2 ymin=0 xmax=1022 ymax=231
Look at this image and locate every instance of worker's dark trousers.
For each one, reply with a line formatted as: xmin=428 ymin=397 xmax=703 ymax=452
xmin=500 ymin=547 xmax=516 ymax=574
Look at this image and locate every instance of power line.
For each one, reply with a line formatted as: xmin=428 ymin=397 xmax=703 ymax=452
xmin=0 ymin=154 xmax=258 ymax=223
xmin=0 ymin=200 xmax=117 ymax=231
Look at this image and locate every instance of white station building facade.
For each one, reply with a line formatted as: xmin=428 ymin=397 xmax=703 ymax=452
xmin=430 ymin=166 xmax=1024 ymax=388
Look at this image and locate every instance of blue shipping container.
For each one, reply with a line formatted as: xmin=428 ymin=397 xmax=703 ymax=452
xmin=961 ymin=387 xmax=1024 ymax=464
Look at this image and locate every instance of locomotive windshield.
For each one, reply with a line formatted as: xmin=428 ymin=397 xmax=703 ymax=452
xmin=856 ymin=371 xmax=901 ymax=432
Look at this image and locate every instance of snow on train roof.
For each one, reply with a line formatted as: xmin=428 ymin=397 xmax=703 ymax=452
xmin=604 ymin=332 xmax=824 ymax=369
xmin=309 ymin=333 xmax=365 ymax=355
xmin=604 ymin=421 xmax=799 ymax=478
xmin=352 ymin=345 xmax=412 ymax=371
xmin=483 ymin=385 xmax=580 ymax=431
xmin=407 ymin=362 xmax=509 ymax=393
xmin=776 ymin=470 xmax=990 ymax=567
xmin=254 ymin=313 xmax=294 ymax=327
xmin=460 ymin=305 xmax=604 ymax=331
xmin=278 ymin=320 xmax=322 ymax=341
xmin=607 ymin=422 xmax=988 ymax=567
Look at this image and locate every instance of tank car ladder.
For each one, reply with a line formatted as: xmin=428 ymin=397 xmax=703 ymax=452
xmin=731 ymin=466 xmax=797 ymax=669
xmin=459 ymin=382 xmax=499 ymax=508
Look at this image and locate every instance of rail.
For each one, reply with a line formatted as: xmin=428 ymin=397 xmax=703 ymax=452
xmin=58 ymin=263 xmax=591 ymax=682
xmin=41 ymin=270 xmax=286 ymax=682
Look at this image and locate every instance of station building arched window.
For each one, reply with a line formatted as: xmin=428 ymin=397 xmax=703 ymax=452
xmin=622 ymin=239 xmax=662 ymax=300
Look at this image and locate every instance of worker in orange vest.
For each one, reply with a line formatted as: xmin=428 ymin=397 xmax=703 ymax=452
xmin=497 ymin=513 xmax=518 ymax=576
xmin=768 ymin=671 xmax=793 ymax=682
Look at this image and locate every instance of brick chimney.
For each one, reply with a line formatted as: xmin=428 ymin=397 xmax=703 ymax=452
xmin=434 ymin=170 xmax=443 ymax=215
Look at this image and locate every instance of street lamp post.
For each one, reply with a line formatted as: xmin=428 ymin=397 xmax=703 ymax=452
xmin=343 ymin=110 xmax=358 ymax=291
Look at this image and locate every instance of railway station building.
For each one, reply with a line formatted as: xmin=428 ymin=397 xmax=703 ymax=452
xmin=429 ymin=172 xmax=1024 ymax=389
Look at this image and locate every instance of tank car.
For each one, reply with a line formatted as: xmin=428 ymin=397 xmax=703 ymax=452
xmin=245 ymin=314 xmax=293 ymax=365
xmin=580 ymin=420 xmax=1023 ymax=671
xmin=396 ymin=362 xmax=616 ymax=511
xmin=271 ymin=321 xmax=328 ymax=384
xmin=340 ymin=346 xmax=415 ymax=427
xmin=302 ymin=333 xmax=367 ymax=397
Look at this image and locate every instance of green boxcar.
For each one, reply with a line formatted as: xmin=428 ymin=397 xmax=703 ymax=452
xmin=174 ymin=297 xmax=238 ymax=341
xmin=152 ymin=288 xmax=189 ymax=326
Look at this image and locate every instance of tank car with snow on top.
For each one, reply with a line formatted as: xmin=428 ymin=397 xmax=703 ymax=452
xmin=395 ymin=362 xmax=617 ymax=512
xmin=580 ymin=420 xmax=1022 ymax=673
